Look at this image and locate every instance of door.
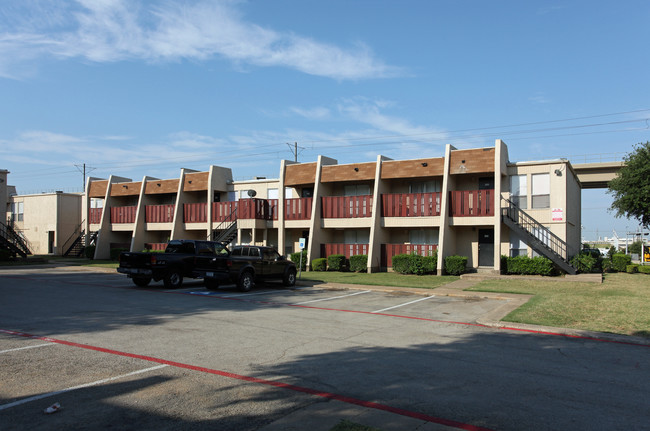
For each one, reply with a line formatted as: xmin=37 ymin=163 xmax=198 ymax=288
xmin=478 ymin=228 xmax=494 ymax=267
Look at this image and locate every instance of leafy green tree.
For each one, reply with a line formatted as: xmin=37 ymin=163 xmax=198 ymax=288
xmin=629 ymin=240 xmax=642 ymax=255
xmin=608 ymin=142 xmax=650 ymax=228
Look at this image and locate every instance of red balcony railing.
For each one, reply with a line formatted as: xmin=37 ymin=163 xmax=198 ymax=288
xmin=381 ymin=244 xmax=438 ymax=267
xmin=146 ymin=204 xmax=175 ymax=223
xmin=321 ymin=243 xmax=369 ymax=258
xmin=285 ymin=197 xmax=312 ymax=220
xmin=184 ymin=203 xmax=207 ymax=223
xmin=450 ymin=189 xmax=494 ymax=217
xmin=89 ymin=208 xmax=103 ymax=224
xmin=144 ymin=243 xmax=167 ymax=251
xmin=382 ymin=193 xmax=441 ymax=217
xmin=322 ymin=195 xmax=373 ymax=218
xmin=238 ymin=198 xmax=274 ymax=220
xmin=110 ymin=206 xmax=136 ymax=224
xmin=213 ymin=201 xmax=238 ymax=222
xmin=269 ymin=199 xmax=279 ymax=220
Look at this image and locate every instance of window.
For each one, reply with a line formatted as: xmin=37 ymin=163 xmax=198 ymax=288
xmin=267 ymin=188 xmax=278 ymax=199
xmin=11 ymin=201 xmax=24 ymax=222
xmin=510 ymin=175 xmax=527 ymax=209
xmin=344 ymin=229 xmax=370 ymax=244
xmin=90 ymin=198 xmax=103 ymax=209
xmin=509 ymin=232 xmax=527 ymax=257
xmin=344 ymin=184 xmax=371 ymax=196
xmin=285 ymin=187 xmax=294 ymax=198
xmin=532 ymin=173 xmax=550 ymax=209
xmin=409 ymin=180 xmax=441 ymax=193
xmin=409 ymin=229 xmax=439 ymax=245
xmin=248 ymin=247 xmax=260 ymax=257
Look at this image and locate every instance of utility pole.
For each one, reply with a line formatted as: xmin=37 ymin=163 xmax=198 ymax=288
xmin=74 ymin=163 xmax=96 ymax=192
xmin=286 ymin=142 xmax=305 ymax=163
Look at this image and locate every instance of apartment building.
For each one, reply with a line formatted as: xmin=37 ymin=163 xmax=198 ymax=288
xmin=84 ymin=140 xmax=590 ymax=274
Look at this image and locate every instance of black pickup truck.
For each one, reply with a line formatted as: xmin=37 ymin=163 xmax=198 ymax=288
xmin=117 ymin=240 xmax=231 ymax=288
xmin=198 ymin=245 xmax=297 ymax=292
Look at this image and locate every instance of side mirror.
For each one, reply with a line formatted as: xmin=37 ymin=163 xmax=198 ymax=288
xmin=277 ymin=255 xmax=286 ymax=261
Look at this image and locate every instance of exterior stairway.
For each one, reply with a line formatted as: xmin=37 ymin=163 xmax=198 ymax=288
xmin=212 ymin=207 xmax=238 ymax=245
xmin=63 ymin=227 xmax=98 ymax=257
xmin=501 ymin=198 xmax=577 ymax=275
xmin=0 ymin=222 xmax=32 ymax=258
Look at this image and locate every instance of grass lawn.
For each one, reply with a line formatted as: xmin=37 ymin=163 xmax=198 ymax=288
xmin=467 ymin=272 xmax=650 ymax=338
xmin=298 ymin=271 xmax=458 ymax=289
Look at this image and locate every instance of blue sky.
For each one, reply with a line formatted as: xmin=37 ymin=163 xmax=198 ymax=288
xmin=1 ymin=0 xmax=649 ymax=240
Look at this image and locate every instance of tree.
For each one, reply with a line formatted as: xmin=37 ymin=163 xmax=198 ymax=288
xmin=608 ymin=141 xmax=650 ymax=228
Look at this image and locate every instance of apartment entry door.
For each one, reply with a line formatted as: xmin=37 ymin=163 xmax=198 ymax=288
xmin=478 ymin=228 xmax=494 ymax=267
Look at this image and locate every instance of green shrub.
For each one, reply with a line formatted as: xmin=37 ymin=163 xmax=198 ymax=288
xmin=0 ymin=249 xmax=12 ymax=261
xmin=290 ymin=250 xmax=308 ymax=270
xmin=570 ymin=252 xmax=598 ymax=273
xmin=391 ymin=254 xmax=411 ymax=274
xmin=602 ymin=258 xmax=613 ymax=273
xmin=391 ymin=252 xmax=437 ymax=275
xmin=327 ymin=254 xmax=347 ymax=271
xmin=110 ymin=248 xmax=128 ymax=261
xmin=638 ymin=265 xmax=650 ymax=274
xmin=311 ymin=258 xmax=327 ymax=271
xmin=504 ymin=255 xmax=555 ymax=276
xmin=84 ymin=245 xmax=96 ymax=259
xmin=611 ymin=254 xmax=632 ymax=272
xmin=349 ymin=254 xmax=368 ymax=272
xmin=445 ymin=255 xmax=468 ymax=276
xmin=626 ymin=264 xmax=639 ymax=273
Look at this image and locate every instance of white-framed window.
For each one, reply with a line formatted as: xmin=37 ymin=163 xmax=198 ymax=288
xmin=532 ymin=173 xmax=550 ymax=209
xmin=284 ymin=187 xmax=294 ymax=198
xmin=510 ymin=175 xmax=527 ymax=209
xmin=11 ymin=201 xmax=24 ymax=222
xmin=344 ymin=184 xmax=371 ymax=196
xmin=90 ymin=198 xmax=103 ymax=209
xmin=267 ymin=188 xmax=278 ymax=199
xmin=509 ymin=232 xmax=527 ymax=257
xmin=409 ymin=180 xmax=441 ymax=193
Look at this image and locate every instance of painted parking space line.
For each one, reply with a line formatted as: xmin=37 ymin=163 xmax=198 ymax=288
xmin=0 ymin=343 xmax=56 ymax=354
xmin=0 ymin=329 xmax=494 ymax=431
xmin=0 ymin=364 xmax=168 ymax=411
xmin=292 ymin=290 xmax=371 ymax=305
xmin=371 ymin=295 xmax=436 ymax=313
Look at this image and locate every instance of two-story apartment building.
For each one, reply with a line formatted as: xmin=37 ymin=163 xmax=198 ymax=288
xmin=83 ymin=140 xmax=585 ymax=274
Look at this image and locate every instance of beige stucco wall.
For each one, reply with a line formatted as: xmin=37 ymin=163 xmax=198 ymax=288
xmin=9 ymin=192 xmax=82 ymax=255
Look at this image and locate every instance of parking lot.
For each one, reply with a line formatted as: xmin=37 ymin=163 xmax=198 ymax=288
xmin=1 ymin=266 xmax=649 ymax=431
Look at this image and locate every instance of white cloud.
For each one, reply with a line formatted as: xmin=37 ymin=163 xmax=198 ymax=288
xmin=0 ymin=0 xmax=400 ymax=80
xmin=290 ymin=106 xmax=331 ymax=120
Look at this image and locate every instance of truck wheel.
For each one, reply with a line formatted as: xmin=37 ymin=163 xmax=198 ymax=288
xmin=283 ymin=268 xmax=297 ymax=287
xmin=204 ymin=278 xmax=219 ymax=291
xmin=132 ymin=277 xmax=152 ymax=287
xmin=238 ymin=271 xmax=254 ymax=292
xmin=164 ymin=269 xmax=183 ymax=289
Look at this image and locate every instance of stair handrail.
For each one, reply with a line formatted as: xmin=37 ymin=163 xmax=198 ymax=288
xmin=501 ymin=198 xmax=568 ymax=260
xmin=62 ymin=220 xmax=85 ymax=255
xmin=0 ymin=221 xmax=32 ymax=256
xmin=209 ymin=205 xmax=238 ymax=242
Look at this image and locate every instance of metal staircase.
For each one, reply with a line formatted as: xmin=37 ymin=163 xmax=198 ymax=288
xmin=211 ymin=207 xmax=238 ymax=245
xmin=62 ymin=223 xmax=98 ymax=257
xmin=501 ymin=198 xmax=576 ymax=275
xmin=0 ymin=221 xmax=32 ymax=258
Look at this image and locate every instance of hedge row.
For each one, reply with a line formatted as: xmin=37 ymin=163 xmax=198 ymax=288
xmin=310 ymin=254 xmax=368 ymax=272
xmin=392 ymin=252 xmax=437 ymax=275
xmin=502 ymin=255 xmax=555 ymax=276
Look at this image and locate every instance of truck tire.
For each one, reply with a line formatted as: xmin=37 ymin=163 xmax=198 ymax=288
xmin=132 ymin=276 xmax=152 ymax=287
xmin=283 ymin=268 xmax=297 ymax=287
xmin=164 ymin=269 xmax=183 ymax=289
xmin=204 ymin=277 xmax=220 ymax=291
xmin=238 ymin=271 xmax=254 ymax=292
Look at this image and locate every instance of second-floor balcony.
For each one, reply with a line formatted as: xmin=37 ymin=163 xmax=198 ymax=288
xmin=89 ymin=208 xmax=103 ymax=224
xmin=322 ymin=195 xmax=373 ymax=218
xmin=382 ymin=192 xmax=441 ymax=217
xmin=184 ymin=203 xmax=207 ymax=223
xmin=110 ymin=206 xmax=136 ymax=224
xmin=285 ymin=197 xmax=312 ymax=220
xmin=450 ymin=189 xmax=494 ymax=217
xmin=146 ymin=204 xmax=175 ymax=223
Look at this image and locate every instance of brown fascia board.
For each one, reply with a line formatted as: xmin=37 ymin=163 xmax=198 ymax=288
xmin=321 ymin=162 xmax=376 ymax=183
xmin=284 ymin=162 xmax=317 ymax=186
xmin=183 ymin=172 xmax=209 ymax=191
xmin=381 ymin=158 xmax=444 ymax=179
xmin=449 ymin=148 xmax=495 ymax=174
xmin=110 ymin=181 xmax=142 ymax=196
xmin=145 ymin=178 xmax=180 ymax=194
xmin=88 ymin=180 xmax=108 ymax=198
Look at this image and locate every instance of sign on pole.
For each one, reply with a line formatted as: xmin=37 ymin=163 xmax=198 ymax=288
xmin=298 ymin=238 xmax=306 ymax=279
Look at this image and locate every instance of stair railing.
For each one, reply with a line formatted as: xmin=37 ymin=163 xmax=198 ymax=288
xmin=62 ymin=220 xmax=85 ymax=256
xmin=501 ymin=198 xmax=568 ymax=260
xmin=210 ymin=206 xmax=238 ymax=243
xmin=0 ymin=221 xmax=32 ymax=256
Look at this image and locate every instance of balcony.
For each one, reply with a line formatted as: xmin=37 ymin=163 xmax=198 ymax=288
xmin=322 ymin=195 xmax=373 ymax=218
xmin=449 ymin=189 xmax=494 ymax=217
xmin=89 ymin=208 xmax=103 ymax=224
xmin=285 ymin=197 xmax=312 ymax=220
xmin=212 ymin=201 xmax=238 ymax=222
xmin=184 ymin=203 xmax=207 ymax=223
xmin=321 ymin=243 xmax=369 ymax=258
xmin=146 ymin=204 xmax=175 ymax=223
xmin=237 ymin=198 xmax=275 ymax=220
xmin=381 ymin=244 xmax=438 ymax=267
xmin=382 ymin=193 xmax=440 ymax=217
xmin=144 ymin=242 xmax=167 ymax=251
xmin=110 ymin=206 xmax=136 ymax=224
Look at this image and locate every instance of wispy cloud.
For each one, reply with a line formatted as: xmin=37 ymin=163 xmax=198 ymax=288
xmin=0 ymin=0 xmax=400 ymax=80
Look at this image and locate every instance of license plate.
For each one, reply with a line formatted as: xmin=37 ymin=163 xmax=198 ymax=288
xmin=206 ymin=272 xmax=214 ymax=277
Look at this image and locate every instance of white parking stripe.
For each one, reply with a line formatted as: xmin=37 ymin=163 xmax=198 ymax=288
xmin=292 ymin=290 xmax=371 ymax=305
xmin=0 ymin=343 xmax=56 ymax=354
xmin=0 ymin=364 xmax=168 ymax=411
xmin=372 ymin=296 xmax=436 ymax=313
